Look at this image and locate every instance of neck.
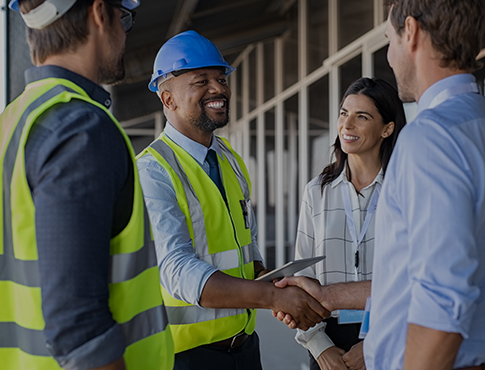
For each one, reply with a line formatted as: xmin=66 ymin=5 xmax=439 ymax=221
xmin=169 ymin=118 xmax=213 ymax=147
xmin=39 ymin=41 xmax=102 ymax=84
xmin=414 ymin=40 xmax=468 ymax=102
xmin=347 ymin=154 xmax=381 ymax=193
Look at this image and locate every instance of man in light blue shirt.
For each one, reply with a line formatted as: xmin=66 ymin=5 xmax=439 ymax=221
xmin=275 ymin=1 xmax=485 ymax=369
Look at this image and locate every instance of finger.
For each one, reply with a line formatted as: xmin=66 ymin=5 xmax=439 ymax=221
xmin=288 ymin=320 xmax=297 ymax=329
xmin=271 ymin=310 xmax=277 ymax=318
xmin=276 ymin=311 xmax=286 ymax=321
xmin=274 ymin=276 xmax=303 ymax=288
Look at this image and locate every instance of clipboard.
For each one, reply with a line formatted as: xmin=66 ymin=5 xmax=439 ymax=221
xmin=255 ymin=256 xmax=326 ymax=282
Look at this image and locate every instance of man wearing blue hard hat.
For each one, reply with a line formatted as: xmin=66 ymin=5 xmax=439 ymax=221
xmin=137 ymin=30 xmax=328 ymax=370
xmin=0 ymin=1 xmax=173 ymax=369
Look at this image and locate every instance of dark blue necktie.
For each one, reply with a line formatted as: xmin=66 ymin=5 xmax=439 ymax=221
xmin=206 ymin=149 xmax=226 ymax=198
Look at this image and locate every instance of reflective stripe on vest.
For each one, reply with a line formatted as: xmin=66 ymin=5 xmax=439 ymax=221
xmin=0 ymin=78 xmax=173 ymax=369
xmin=142 ymin=134 xmax=257 ymax=352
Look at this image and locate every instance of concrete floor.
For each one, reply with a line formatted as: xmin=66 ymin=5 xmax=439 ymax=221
xmin=256 ymin=309 xmax=310 ymax=370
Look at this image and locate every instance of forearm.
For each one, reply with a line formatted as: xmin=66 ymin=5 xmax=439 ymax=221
xmin=325 ymin=281 xmax=371 ymax=311
xmin=403 ymin=324 xmax=462 ymax=370
xmin=199 ymin=271 xmax=278 ymax=309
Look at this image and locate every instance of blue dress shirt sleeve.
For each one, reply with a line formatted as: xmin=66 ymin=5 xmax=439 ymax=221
xmin=398 ymin=113 xmax=480 ymax=338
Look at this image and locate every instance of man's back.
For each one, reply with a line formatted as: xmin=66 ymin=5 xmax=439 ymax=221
xmin=367 ymin=74 xmax=485 ymax=369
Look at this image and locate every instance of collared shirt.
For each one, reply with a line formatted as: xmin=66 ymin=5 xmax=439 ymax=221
xmin=23 ymin=66 xmax=131 ymax=369
xmin=365 ymin=74 xmax=485 ymax=369
xmin=294 ymin=167 xmax=382 ymax=358
xmin=137 ymin=123 xmax=262 ymax=306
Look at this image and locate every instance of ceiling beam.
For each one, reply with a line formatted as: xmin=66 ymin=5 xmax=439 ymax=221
xmin=166 ymin=0 xmax=199 ymax=38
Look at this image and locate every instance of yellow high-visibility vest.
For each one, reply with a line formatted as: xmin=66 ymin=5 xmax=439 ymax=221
xmin=138 ymin=133 xmax=257 ymax=353
xmin=0 ymin=77 xmax=174 ymax=369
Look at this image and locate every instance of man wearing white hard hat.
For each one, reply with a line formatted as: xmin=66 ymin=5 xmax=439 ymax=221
xmin=137 ymin=30 xmax=328 ymax=370
xmin=0 ymin=1 xmax=173 ymax=369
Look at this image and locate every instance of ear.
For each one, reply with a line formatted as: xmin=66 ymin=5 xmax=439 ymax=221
xmin=90 ymin=0 xmax=109 ymax=34
xmin=382 ymin=121 xmax=395 ymax=138
xmin=160 ymin=90 xmax=176 ymax=111
xmin=403 ymin=15 xmax=420 ymax=52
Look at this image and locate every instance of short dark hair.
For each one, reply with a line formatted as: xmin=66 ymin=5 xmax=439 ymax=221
xmin=19 ymin=0 xmax=119 ymax=65
xmin=319 ymin=77 xmax=406 ymax=191
xmin=387 ymin=0 xmax=485 ymax=72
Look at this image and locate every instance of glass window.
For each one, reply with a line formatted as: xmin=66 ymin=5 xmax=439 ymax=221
xmin=309 ymin=76 xmax=330 ymax=179
xmin=284 ymin=94 xmax=300 ymax=257
xmin=338 ymin=0 xmax=373 ymax=50
xmin=264 ymin=41 xmax=275 ymax=102
xmin=373 ymin=45 xmax=397 ymax=90
xmin=265 ymin=108 xmax=276 ymax=269
xmin=248 ymin=49 xmax=257 ymax=112
xmin=249 ymin=118 xmax=258 ymax=211
xmin=339 ymin=55 xmax=362 ymax=101
xmin=283 ymin=3 xmax=299 ymax=90
xmin=307 ymin=0 xmax=329 ymax=74
xmin=236 ymin=66 xmax=243 ymax=120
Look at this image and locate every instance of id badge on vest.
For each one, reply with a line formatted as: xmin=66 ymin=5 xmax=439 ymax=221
xmin=240 ymin=199 xmax=252 ymax=229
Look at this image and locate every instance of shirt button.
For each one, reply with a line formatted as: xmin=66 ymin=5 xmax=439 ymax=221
xmin=104 ymin=98 xmax=111 ymax=107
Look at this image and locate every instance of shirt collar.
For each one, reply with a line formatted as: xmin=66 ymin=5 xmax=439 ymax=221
xmin=24 ymin=65 xmax=112 ymax=109
xmin=331 ymin=164 xmax=383 ymax=189
xmin=417 ymin=73 xmax=476 ymax=114
xmin=164 ymin=122 xmax=224 ymax=165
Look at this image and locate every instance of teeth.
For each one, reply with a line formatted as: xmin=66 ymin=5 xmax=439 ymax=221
xmin=206 ymin=100 xmax=224 ymax=109
xmin=343 ymin=134 xmax=359 ymax=140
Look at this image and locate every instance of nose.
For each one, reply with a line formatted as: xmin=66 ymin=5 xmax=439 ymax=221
xmin=340 ymin=115 xmax=354 ymax=130
xmin=208 ymin=79 xmax=227 ymax=95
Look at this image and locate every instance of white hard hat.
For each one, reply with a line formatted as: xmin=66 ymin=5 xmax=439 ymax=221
xmin=9 ymin=0 xmax=140 ymax=29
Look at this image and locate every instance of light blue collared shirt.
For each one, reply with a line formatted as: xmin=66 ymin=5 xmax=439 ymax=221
xmin=364 ymin=74 xmax=485 ymax=369
xmin=137 ymin=123 xmax=262 ymax=306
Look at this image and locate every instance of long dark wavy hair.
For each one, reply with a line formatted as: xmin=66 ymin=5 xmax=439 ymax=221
xmin=319 ymin=77 xmax=406 ymax=192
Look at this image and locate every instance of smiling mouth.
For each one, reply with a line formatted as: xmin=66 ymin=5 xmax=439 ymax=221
xmin=342 ymin=134 xmax=359 ymax=141
xmin=205 ymin=100 xmax=226 ymax=109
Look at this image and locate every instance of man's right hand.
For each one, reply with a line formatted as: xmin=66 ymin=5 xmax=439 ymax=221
xmin=317 ymin=346 xmax=348 ymax=370
xmin=275 ymin=276 xmax=334 ymax=311
xmin=271 ymin=285 xmax=329 ymax=331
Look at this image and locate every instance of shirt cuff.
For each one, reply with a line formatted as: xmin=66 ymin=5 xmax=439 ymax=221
xmin=295 ymin=322 xmax=334 ymax=360
xmin=50 ymin=323 xmax=125 ymax=370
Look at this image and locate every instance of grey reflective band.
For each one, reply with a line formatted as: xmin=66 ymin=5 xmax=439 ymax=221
xmin=0 ymin=304 xmax=170 ymax=355
xmin=165 ymin=305 xmax=246 ymax=325
xmin=0 ymin=322 xmax=50 ymax=356
xmin=150 ymin=139 xmax=210 ymax=257
xmin=0 ymin=253 xmax=39 ymax=287
xmin=120 ymin=304 xmax=170 ymax=346
xmin=216 ymin=137 xmax=250 ymax=200
xmin=199 ymin=243 xmax=253 ymax=271
xmin=19 ymin=0 xmax=78 ymax=29
xmin=1 ymin=85 xmax=75 ymax=287
xmin=110 ymin=209 xmax=157 ymax=284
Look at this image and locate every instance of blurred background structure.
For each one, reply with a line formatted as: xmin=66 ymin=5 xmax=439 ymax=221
xmin=2 ymin=2 xmax=485 ymax=368
xmin=2 ymin=0 xmax=485 ymax=289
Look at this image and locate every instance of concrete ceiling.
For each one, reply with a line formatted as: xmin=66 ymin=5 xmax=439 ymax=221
xmin=121 ymin=0 xmax=293 ymax=86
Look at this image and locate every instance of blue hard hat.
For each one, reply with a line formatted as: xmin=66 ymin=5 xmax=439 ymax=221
xmin=148 ymin=30 xmax=235 ymax=92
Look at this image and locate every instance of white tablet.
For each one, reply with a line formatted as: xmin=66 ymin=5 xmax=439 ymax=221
xmin=255 ymin=256 xmax=326 ymax=282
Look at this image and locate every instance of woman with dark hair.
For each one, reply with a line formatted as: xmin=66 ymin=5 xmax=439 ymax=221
xmin=294 ymin=77 xmax=406 ymax=370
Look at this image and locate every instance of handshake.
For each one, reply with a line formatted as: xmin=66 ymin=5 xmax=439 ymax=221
xmin=269 ymin=276 xmax=334 ymax=330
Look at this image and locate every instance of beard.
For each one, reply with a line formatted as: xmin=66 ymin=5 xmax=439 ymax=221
xmin=192 ymin=97 xmax=230 ymax=133
xmin=99 ymin=44 xmax=126 ymax=86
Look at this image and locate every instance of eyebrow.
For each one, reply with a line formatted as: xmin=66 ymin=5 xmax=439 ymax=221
xmin=341 ymin=107 xmax=374 ymax=119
